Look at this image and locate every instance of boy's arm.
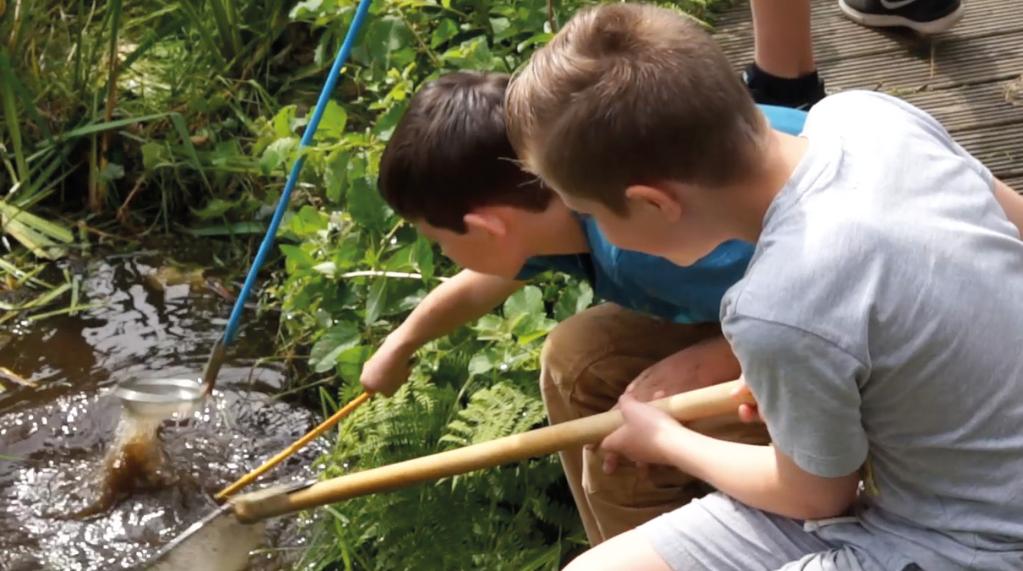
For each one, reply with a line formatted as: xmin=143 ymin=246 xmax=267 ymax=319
xmin=994 ymin=178 xmax=1023 ymax=237
xmin=603 ymin=313 xmax=868 ymax=520
xmin=360 ymin=269 xmax=524 ymax=395
xmin=602 ymin=396 xmax=860 ymax=520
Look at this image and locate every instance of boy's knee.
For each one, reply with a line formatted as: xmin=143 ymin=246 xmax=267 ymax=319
xmin=540 ymin=308 xmax=608 ymax=396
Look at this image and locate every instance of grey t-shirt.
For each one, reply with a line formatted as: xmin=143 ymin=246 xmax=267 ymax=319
xmin=721 ymin=91 xmax=1023 ymax=570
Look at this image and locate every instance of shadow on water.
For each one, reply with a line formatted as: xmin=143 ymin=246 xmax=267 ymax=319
xmin=0 ymin=244 xmax=325 ymax=570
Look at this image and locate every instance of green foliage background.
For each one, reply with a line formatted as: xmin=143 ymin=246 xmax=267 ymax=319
xmin=1 ymin=0 xmax=724 ymax=568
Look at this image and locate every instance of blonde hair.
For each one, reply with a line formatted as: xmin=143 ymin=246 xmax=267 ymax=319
xmin=506 ymin=3 xmax=767 ymax=211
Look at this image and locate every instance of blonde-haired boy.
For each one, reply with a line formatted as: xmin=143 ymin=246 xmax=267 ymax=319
xmin=507 ymin=4 xmax=1023 ymax=570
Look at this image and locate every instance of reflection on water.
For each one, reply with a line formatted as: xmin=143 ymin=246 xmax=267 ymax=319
xmin=0 ymin=249 xmax=324 ymax=570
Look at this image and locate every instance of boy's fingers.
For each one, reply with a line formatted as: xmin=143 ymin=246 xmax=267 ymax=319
xmin=738 ymin=404 xmax=752 ymax=423
xmin=738 ymin=403 xmax=763 ymax=424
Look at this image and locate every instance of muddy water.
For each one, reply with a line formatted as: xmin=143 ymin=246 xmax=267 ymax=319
xmin=0 ymin=249 xmax=326 ymax=570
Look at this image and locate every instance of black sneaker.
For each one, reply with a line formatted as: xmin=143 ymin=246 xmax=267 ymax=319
xmin=742 ymin=63 xmax=827 ymax=110
xmin=839 ymin=0 xmax=964 ymax=34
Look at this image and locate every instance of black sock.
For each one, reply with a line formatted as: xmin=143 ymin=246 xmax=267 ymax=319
xmin=742 ymin=63 xmax=826 ymax=110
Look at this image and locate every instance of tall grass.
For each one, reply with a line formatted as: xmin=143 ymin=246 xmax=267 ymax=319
xmin=0 ymin=0 xmax=305 ymax=323
xmin=0 ymin=0 xmax=303 ymax=229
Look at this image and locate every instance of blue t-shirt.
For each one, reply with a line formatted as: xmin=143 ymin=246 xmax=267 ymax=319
xmin=517 ymin=104 xmax=807 ymax=324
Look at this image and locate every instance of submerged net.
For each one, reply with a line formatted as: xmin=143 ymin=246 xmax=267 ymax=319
xmin=77 ymin=408 xmax=175 ymax=517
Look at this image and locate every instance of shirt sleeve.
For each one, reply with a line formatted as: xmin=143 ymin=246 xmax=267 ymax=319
xmin=723 ymin=313 xmax=870 ymax=478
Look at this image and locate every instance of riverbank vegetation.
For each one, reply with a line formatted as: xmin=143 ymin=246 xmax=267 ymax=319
xmin=0 ymin=0 xmax=725 ymax=567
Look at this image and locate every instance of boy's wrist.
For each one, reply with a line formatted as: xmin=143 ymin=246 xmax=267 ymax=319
xmin=383 ymin=329 xmax=422 ymax=356
xmin=659 ymin=424 xmax=702 ymax=473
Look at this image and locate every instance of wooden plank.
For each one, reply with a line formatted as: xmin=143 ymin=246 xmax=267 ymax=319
xmin=715 ymin=0 xmax=1023 ymax=68
xmin=712 ymin=0 xmax=1023 ymax=180
xmin=821 ymin=32 xmax=1023 ymax=93
xmin=902 ymin=81 xmax=1023 ymax=133
xmin=955 ymin=126 xmax=1023 ymax=179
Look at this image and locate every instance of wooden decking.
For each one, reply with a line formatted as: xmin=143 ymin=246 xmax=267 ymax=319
xmin=714 ymin=0 xmax=1023 ymax=189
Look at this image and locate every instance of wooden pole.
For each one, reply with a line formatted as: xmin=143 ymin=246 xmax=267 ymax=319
xmin=232 ymin=380 xmax=750 ymax=522
xmin=215 ymin=391 xmax=372 ymax=500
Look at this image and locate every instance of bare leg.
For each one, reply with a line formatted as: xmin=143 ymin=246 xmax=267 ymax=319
xmin=563 ymin=529 xmax=672 ymax=571
xmin=743 ymin=0 xmax=824 ymax=109
xmin=751 ymin=0 xmax=816 ymax=78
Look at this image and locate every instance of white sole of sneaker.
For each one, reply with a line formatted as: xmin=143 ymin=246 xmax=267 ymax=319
xmin=838 ymin=0 xmax=965 ymax=35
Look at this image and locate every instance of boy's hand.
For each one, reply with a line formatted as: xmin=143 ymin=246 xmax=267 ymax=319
xmin=731 ymin=379 xmax=763 ymax=423
xmin=360 ymin=335 xmax=414 ymax=396
xmin=624 ymin=335 xmax=740 ymax=403
xmin=599 ymin=394 xmax=687 ymax=474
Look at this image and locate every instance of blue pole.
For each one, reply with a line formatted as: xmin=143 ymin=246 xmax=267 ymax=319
xmin=202 ymin=0 xmax=374 ymax=392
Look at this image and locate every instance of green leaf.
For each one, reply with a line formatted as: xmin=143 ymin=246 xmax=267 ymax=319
xmin=140 ymin=142 xmax=168 ymax=169
xmin=467 ymin=351 xmax=496 ymax=377
xmin=336 ymin=344 xmax=372 ymax=381
xmin=490 ymin=17 xmax=511 ymax=38
xmin=431 ymin=19 xmax=459 ymax=48
xmin=442 ymin=37 xmax=499 ymax=70
xmin=192 ymin=197 xmax=235 ymax=219
xmin=554 ymin=281 xmax=594 ymax=321
xmin=317 ymin=100 xmax=348 ymax=140
xmin=515 ymin=316 xmax=557 ymax=345
xmin=287 ymin=205 xmax=329 ymax=238
xmin=347 ymin=176 xmax=390 ymax=231
xmin=324 ymin=150 xmax=349 ymax=203
xmin=411 ymin=237 xmax=434 ymax=281
xmin=310 ymin=322 xmax=361 ymax=373
xmin=363 ymin=17 xmax=415 ymax=71
xmin=280 ymin=243 xmax=317 ymax=271
xmin=272 ymin=105 xmax=298 ymax=138
xmin=372 ymin=101 xmax=407 ymax=141
xmin=503 ymin=286 xmax=544 ymax=322
xmin=289 ymin=0 xmax=324 ymax=19
xmin=383 ymin=243 xmax=415 ymax=271
xmin=260 ymin=137 xmax=297 ymax=176
xmin=474 ymin=314 xmax=504 ymax=339
xmin=365 ymin=278 xmax=387 ymax=325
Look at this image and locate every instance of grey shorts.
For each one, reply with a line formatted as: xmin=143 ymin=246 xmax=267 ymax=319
xmin=637 ymin=492 xmax=919 ymax=571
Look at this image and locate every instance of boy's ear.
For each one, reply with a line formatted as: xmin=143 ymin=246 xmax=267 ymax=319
xmin=625 ymin=184 xmax=683 ymax=222
xmin=463 ymin=210 xmax=508 ymax=238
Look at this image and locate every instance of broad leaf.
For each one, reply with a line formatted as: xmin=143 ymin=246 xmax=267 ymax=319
xmin=309 ymin=322 xmax=361 ymax=373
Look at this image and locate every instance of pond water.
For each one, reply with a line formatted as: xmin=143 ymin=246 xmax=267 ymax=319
xmin=0 ymin=247 xmax=325 ymax=570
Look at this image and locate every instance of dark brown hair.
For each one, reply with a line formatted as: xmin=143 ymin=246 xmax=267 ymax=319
xmin=377 ymin=71 xmax=553 ymax=232
xmin=506 ymin=3 xmax=767 ymax=211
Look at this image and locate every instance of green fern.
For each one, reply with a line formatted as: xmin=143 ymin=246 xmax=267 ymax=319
xmin=440 ymin=382 xmax=546 ymax=449
xmin=300 ymin=369 xmax=584 ymax=571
